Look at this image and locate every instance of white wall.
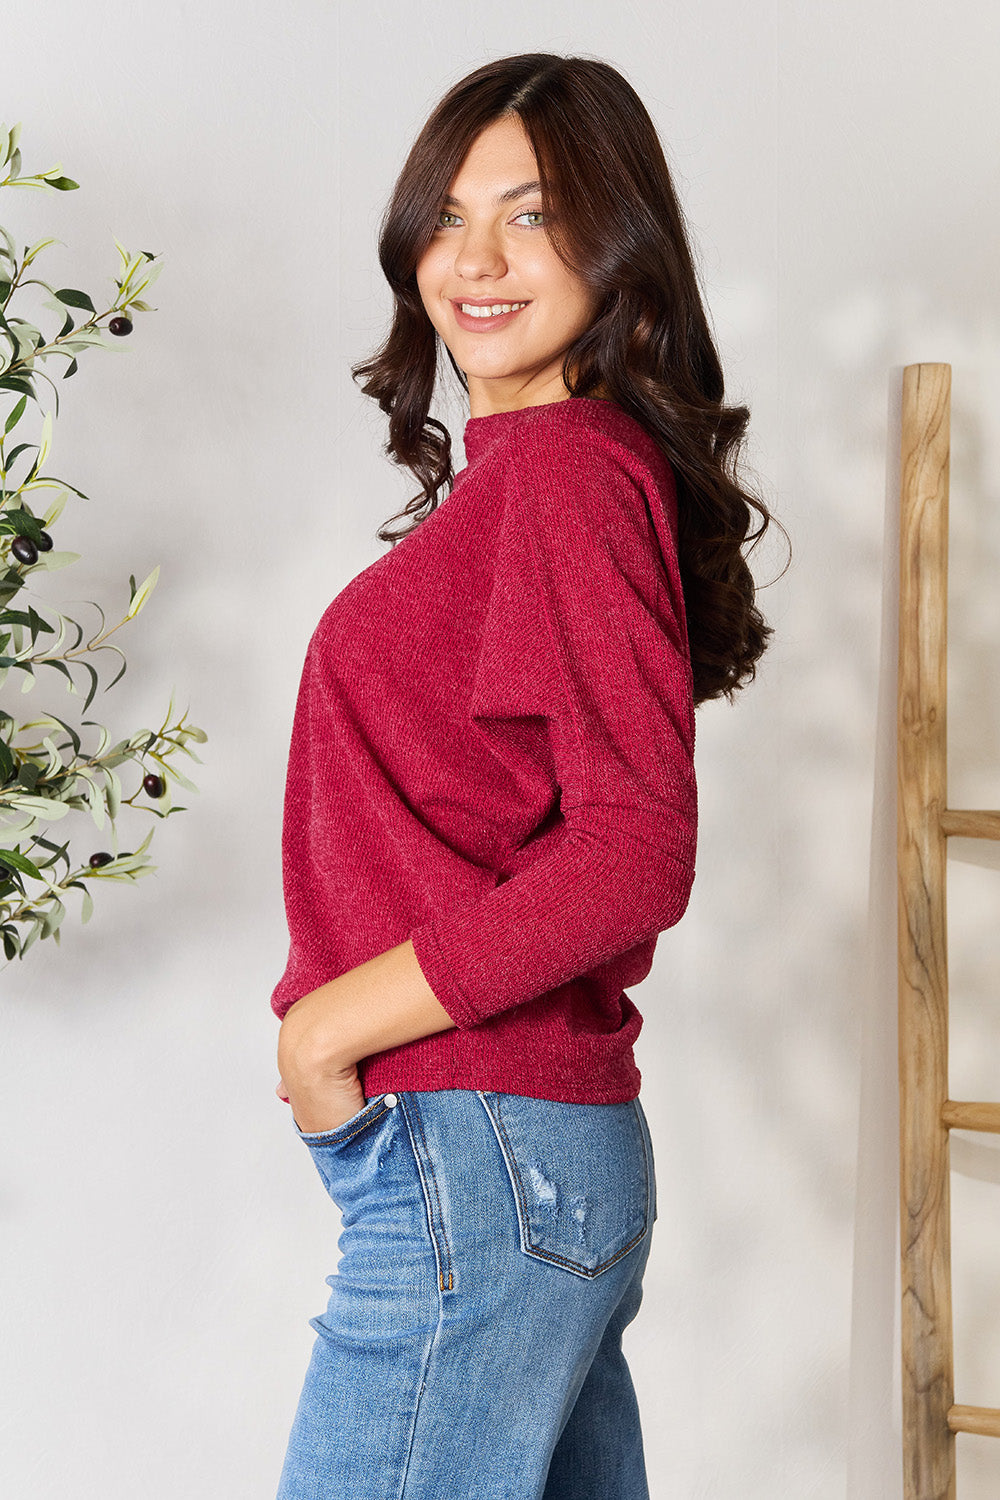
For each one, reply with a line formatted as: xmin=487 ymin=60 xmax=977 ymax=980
xmin=2 ymin=2 xmax=999 ymax=1496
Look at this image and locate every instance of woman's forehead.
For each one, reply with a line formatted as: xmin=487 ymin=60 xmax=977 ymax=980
xmin=445 ymin=116 xmax=539 ymax=195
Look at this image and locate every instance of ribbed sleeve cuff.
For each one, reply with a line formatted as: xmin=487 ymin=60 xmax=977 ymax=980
xmin=409 ymin=813 xmax=695 ymax=1032
xmin=410 ymin=920 xmax=485 ymax=1030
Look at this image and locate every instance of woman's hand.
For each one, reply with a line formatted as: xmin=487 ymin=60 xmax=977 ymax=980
xmin=276 ymin=1062 xmax=368 ymax=1133
xmin=274 ymin=939 xmax=456 ymax=1133
xmin=275 ymin=1056 xmax=367 ymax=1134
xmin=276 ymin=991 xmax=367 ymax=1133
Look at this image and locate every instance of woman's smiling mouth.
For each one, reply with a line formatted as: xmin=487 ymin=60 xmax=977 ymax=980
xmin=451 ymin=299 xmax=531 ymax=330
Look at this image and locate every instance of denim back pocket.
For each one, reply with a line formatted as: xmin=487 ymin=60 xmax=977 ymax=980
xmin=477 ymin=1091 xmax=651 ymax=1279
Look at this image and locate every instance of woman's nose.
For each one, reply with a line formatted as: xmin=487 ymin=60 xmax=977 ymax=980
xmin=453 ymin=227 xmax=507 ymax=281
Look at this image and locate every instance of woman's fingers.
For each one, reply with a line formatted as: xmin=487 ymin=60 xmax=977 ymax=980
xmin=284 ymin=1065 xmax=366 ymax=1134
xmin=276 ymin=998 xmax=367 ymax=1129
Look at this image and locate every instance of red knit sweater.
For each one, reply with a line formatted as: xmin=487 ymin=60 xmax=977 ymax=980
xmin=271 ymin=396 xmax=697 ymax=1104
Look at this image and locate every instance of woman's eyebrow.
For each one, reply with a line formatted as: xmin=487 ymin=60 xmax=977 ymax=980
xmin=441 ymin=179 xmax=542 ymax=208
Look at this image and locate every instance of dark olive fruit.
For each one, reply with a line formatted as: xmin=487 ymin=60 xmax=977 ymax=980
xmin=142 ymin=773 xmax=165 ymax=798
xmin=36 ymin=530 xmax=54 ymax=552
xmin=108 ymin=315 xmax=133 ymax=336
xmin=88 ymin=851 xmax=114 ymax=868
xmin=11 ymin=535 xmax=38 ymax=566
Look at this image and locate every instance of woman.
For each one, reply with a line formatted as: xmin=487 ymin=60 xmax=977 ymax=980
xmin=272 ymin=51 xmax=775 ymax=1500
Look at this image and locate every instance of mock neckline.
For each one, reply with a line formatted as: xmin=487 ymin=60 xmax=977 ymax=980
xmin=461 ymin=396 xmax=618 ymax=464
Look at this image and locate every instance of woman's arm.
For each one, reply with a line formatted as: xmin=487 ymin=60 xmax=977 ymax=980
xmin=407 ymin=423 xmax=697 ymax=1031
xmin=276 ymin=939 xmax=456 ymax=1132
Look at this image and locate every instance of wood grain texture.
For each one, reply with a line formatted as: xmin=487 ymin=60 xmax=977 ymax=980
xmin=898 ymin=362 xmax=956 ymax=1500
xmin=940 ymin=1101 xmax=1000 ymax=1135
xmin=940 ymin=810 xmax=1000 ymax=840
xmin=947 ymin=1407 xmax=1000 ymax=1439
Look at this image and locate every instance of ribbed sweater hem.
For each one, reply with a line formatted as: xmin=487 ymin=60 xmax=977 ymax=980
xmin=358 ymin=1054 xmax=642 ymax=1105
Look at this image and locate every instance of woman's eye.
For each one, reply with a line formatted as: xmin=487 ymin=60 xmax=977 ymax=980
xmin=433 ymin=208 xmax=544 ymax=230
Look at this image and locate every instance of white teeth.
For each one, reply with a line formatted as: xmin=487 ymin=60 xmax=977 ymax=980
xmin=458 ymin=302 xmax=528 ymax=318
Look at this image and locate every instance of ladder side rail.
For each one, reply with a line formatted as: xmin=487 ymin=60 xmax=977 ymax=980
xmin=898 ymin=361 xmax=955 ymax=1500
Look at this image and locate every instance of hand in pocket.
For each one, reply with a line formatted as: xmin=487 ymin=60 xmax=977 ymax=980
xmin=276 ymin=1055 xmax=367 ymax=1134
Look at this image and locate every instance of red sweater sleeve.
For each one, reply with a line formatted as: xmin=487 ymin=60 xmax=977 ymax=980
xmin=409 ymin=419 xmax=697 ymax=1029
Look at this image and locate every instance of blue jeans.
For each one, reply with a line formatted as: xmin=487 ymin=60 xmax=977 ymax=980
xmin=276 ymin=1088 xmax=656 ymax=1500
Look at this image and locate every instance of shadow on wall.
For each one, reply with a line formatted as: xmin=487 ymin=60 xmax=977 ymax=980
xmin=650 ymin=289 xmax=1000 ymax=1493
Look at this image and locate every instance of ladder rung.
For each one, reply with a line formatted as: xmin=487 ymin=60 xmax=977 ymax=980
xmin=941 ymin=809 xmax=1000 ymax=840
xmin=947 ymin=1405 xmax=1000 ymax=1438
xmin=941 ymin=1101 xmax=1000 ymax=1134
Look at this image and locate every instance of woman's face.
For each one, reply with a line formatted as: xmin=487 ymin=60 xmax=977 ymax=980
xmin=416 ymin=114 xmax=602 ymax=419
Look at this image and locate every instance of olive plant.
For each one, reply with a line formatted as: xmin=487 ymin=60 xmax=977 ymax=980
xmin=0 ymin=123 xmax=206 ymax=961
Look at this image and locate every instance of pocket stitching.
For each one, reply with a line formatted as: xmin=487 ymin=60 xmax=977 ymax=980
xmin=299 ymin=1097 xmax=389 ymax=1147
xmin=521 ymin=1228 xmax=648 ymax=1279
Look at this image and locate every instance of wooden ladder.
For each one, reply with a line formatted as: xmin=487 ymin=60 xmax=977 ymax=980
xmin=898 ymin=361 xmax=1000 ymax=1498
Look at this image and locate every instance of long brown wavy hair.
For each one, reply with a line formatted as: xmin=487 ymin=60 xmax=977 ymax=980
xmin=352 ymin=52 xmax=781 ymax=705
